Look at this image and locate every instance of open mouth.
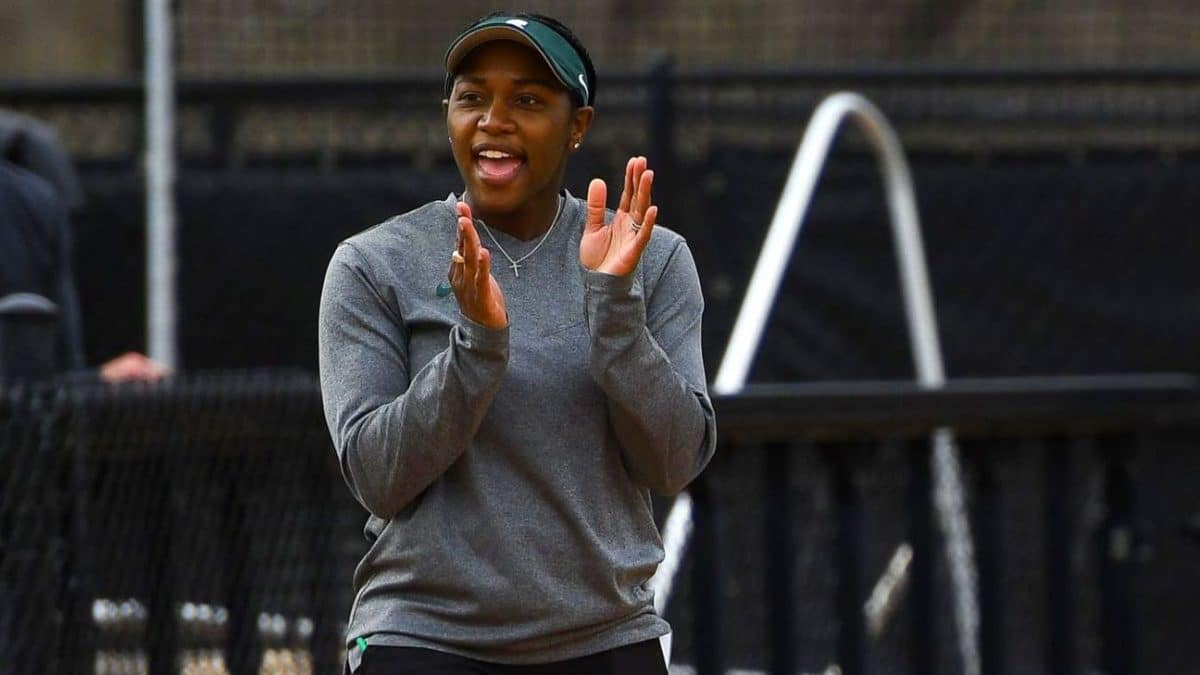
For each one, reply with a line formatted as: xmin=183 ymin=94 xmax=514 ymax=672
xmin=475 ymin=148 xmax=524 ymax=184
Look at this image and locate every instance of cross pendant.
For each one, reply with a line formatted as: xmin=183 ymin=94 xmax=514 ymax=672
xmin=510 ymin=261 xmax=522 ymax=277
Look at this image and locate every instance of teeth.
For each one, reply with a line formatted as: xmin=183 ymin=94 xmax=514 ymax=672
xmin=479 ymin=150 xmax=512 ymax=159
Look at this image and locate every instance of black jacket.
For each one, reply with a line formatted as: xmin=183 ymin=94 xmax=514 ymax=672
xmin=0 ymin=160 xmax=84 ymax=375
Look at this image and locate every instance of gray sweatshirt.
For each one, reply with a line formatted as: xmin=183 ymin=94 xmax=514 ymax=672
xmin=318 ymin=192 xmax=716 ymax=666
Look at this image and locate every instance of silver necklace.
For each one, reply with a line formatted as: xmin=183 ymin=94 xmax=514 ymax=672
xmin=474 ymin=195 xmax=564 ymax=278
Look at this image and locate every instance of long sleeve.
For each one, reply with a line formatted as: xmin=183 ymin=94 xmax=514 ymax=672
xmin=318 ymin=243 xmax=508 ymax=519
xmin=583 ymin=240 xmax=716 ymax=495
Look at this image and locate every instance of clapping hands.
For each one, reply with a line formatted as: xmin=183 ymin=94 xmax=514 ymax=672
xmin=447 ymin=155 xmax=657 ymax=329
xmin=448 ymin=201 xmax=509 ymax=329
xmin=580 ymin=156 xmax=658 ymax=276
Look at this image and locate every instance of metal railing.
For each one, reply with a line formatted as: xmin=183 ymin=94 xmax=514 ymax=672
xmin=5 ymin=63 xmax=1200 ymax=169
xmin=655 ymin=91 xmax=980 ymax=675
xmin=689 ymin=374 xmax=1199 ymax=675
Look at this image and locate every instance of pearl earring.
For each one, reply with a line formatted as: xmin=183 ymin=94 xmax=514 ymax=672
xmin=573 ymin=142 xmax=581 ymax=150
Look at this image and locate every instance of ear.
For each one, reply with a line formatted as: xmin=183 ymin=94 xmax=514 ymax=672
xmin=569 ymin=105 xmax=595 ymax=151
xmin=442 ymin=99 xmax=450 ymax=115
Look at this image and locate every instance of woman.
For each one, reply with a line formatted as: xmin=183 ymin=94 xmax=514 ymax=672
xmin=319 ymin=12 xmax=716 ymax=675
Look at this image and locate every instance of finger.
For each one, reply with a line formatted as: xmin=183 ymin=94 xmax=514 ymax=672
xmin=630 ymin=156 xmax=645 ymax=208
xmin=475 ymin=247 xmax=493 ymax=295
xmin=450 ymin=217 xmax=467 ymax=281
xmin=632 ymin=169 xmax=654 ymax=224
xmin=457 ymin=203 xmax=472 ymax=256
xmin=448 ymin=224 xmax=460 ymax=281
xmin=618 ymin=156 xmax=637 ymax=213
xmin=456 ymin=204 xmax=470 ymax=246
xmin=462 ymin=213 xmax=482 ymax=269
xmin=612 ymin=204 xmax=657 ymax=274
xmin=453 ymin=200 xmax=472 ymax=233
xmin=638 ymin=205 xmax=658 ymax=246
xmin=586 ymin=178 xmax=608 ymax=234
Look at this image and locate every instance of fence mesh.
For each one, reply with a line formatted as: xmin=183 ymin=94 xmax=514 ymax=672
xmin=172 ymin=1 xmax=1200 ymax=75
xmin=4 ymin=375 xmax=1199 ymax=673
xmin=0 ymin=374 xmax=365 ymax=675
xmin=5 ymin=1 xmax=1200 ymax=79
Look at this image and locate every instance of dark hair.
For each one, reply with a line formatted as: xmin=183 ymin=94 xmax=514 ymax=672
xmin=468 ymin=10 xmax=597 ymax=107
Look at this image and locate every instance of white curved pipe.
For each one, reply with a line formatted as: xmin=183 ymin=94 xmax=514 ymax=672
xmin=655 ymin=92 xmax=980 ymax=675
xmin=713 ymin=92 xmax=943 ymax=393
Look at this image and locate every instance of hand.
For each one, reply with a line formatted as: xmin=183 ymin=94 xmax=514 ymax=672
xmin=580 ymin=156 xmax=659 ymax=276
xmin=449 ymin=201 xmax=508 ymax=329
xmin=100 ymin=352 xmax=170 ymax=383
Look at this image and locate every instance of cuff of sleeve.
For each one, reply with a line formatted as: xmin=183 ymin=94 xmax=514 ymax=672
xmin=584 ymin=268 xmax=646 ymax=342
xmin=456 ymin=315 xmax=509 ymax=354
xmin=583 ymin=269 xmax=637 ymax=297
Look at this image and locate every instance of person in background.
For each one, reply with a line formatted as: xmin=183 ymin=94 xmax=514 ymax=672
xmin=0 ymin=109 xmax=86 ymax=212
xmin=0 ymin=155 xmax=166 ymax=383
xmin=319 ymin=11 xmax=716 ymax=675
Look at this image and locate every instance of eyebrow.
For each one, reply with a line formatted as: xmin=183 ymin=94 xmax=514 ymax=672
xmin=455 ymin=74 xmax=561 ymax=90
xmin=513 ymin=77 xmax=561 ymax=90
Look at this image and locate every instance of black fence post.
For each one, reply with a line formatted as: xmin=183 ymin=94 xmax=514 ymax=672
xmin=646 ymin=54 xmax=677 ymax=232
xmin=310 ymin=442 xmax=340 ymax=675
xmin=1044 ymin=436 xmax=1073 ymax=675
xmin=908 ymin=439 xmax=935 ymax=675
xmin=1098 ymin=434 xmax=1137 ymax=675
xmin=691 ymin=472 xmax=725 ymax=675
xmin=764 ymin=442 xmax=795 ymax=675
xmin=224 ymin=474 xmax=255 ymax=675
xmin=971 ymin=441 xmax=1003 ymax=675
xmin=64 ymin=391 xmax=97 ymax=675
xmin=146 ymin=413 xmax=180 ymax=675
xmin=127 ymin=0 xmax=144 ymax=76
xmin=830 ymin=445 xmax=864 ymax=675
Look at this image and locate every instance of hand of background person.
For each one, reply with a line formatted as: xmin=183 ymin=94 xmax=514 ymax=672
xmin=450 ymin=201 xmax=508 ymax=329
xmin=99 ymin=352 xmax=169 ymax=383
xmin=580 ymin=156 xmax=658 ymax=277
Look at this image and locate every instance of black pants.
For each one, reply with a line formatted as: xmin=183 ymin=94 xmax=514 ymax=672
xmin=355 ymin=639 xmax=668 ymax=675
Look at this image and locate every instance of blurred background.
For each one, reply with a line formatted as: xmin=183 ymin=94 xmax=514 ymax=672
xmin=1 ymin=2 xmax=1198 ymax=674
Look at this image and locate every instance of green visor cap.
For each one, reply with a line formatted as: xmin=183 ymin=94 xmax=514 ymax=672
xmin=444 ymin=16 xmax=592 ymax=106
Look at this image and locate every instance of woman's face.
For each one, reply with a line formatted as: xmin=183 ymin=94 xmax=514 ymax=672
xmin=445 ymin=40 xmax=592 ymax=219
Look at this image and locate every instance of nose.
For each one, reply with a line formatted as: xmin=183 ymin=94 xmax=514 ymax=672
xmin=478 ymin=100 xmax=515 ymax=134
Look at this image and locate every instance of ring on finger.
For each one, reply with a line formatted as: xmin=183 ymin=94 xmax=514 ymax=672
xmin=451 ymin=250 xmax=466 ymax=264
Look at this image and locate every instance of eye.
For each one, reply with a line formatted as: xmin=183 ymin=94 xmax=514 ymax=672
xmin=456 ymin=91 xmax=484 ymax=105
xmin=516 ymin=94 xmax=541 ymax=107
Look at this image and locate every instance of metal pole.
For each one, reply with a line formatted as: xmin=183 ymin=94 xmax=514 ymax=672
xmin=145 ymin=0 xmax=178 ymax=368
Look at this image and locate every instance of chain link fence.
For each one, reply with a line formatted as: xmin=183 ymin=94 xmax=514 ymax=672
xmin=7 ymin=3 xmax=1200 ymax=169
xmin=0 ymin=374 xmax=363 ymax=675
xmin=172 ymin=1 xmax=1200 ymax=75
xmin=5 ymin=1 xmax=1200 ymax=79
xmin=4 ymin=374 xmax=1199 ymax=674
